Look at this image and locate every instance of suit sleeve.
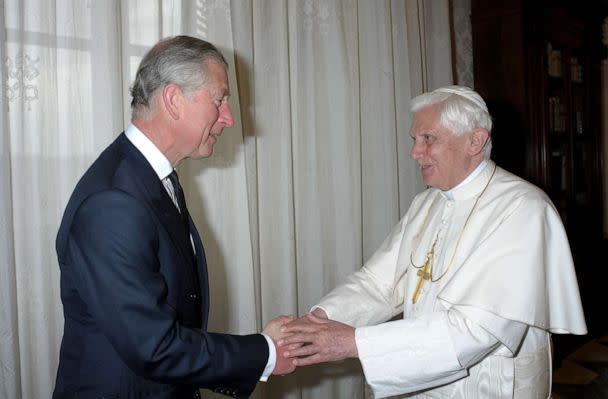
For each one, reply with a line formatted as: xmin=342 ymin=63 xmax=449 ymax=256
xmin=67 ymin=189 xmax=267 ymax=397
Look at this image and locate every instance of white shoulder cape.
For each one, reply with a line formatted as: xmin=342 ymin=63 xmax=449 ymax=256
xmin=394 ymin=162 xmax=587 ymax=334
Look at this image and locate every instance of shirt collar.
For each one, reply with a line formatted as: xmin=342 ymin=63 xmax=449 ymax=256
xmin=125 ymin=123 xmax=174 ymax=180
xmin=442 ymin=160 xmax=488 ymax=200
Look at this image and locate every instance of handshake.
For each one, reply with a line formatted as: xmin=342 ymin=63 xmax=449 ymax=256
xmin=262 ymin=309 xmax=359 ymax=376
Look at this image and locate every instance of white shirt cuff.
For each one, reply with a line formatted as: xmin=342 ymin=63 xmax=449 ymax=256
xmin=259 ymin=333 xmax=276 ymax=381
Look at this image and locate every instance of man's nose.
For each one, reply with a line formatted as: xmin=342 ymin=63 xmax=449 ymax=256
xmin=218 ymin=102 xmax=234 ymax=128
xmin=410 ymin=140 xmax=422 ymax=160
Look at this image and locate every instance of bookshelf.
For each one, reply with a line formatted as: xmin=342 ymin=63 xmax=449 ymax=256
xmin=471 ymin=0 xmax=606 ymax=361
xmin=471 ymin=0 xmax=603 ymax=249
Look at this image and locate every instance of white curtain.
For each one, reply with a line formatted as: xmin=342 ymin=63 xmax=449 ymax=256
xmin=0 ymin=1 xmax=453 ymax=398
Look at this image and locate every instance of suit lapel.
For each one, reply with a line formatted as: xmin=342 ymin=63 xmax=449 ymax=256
xmin=116 ymin=134 xmax=200 ymax=278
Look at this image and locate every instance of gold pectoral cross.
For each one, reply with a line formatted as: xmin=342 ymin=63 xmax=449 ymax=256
xmin=412 ymin=239 xmax=437 ymax=304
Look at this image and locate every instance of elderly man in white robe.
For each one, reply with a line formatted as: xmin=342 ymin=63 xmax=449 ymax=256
xmin=280 ymin=86 xmax=587 ymax=398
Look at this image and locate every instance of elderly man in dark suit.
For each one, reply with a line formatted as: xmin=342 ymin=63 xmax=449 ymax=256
xmin=53 ymin=35 xmax=294 ymax=399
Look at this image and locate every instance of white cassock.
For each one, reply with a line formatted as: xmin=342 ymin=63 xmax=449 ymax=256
xmin=315 ymin=160 xmax=587 ymax=399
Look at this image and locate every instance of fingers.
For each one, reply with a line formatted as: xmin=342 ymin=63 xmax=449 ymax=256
xmin=293 ymin=354 xmax=323 ymax=367
xmin=279 ymin=331 xmax=317 ymax=347
xmin=282 ymin=317 xmax=324 ymax=333
xmin=282 ymin=323 xmax=320 ymax=334
xmin=284 ymin=343 xmax=319 ymax=358
xmin=286 ymin=342 xmax=303 ymax=351
xmin=268 ymin=312 xmax=357 ymax=375
xmin=310 ymin=308 xmax=328 ymax=319
xmin=263 ymin=314 xmax=294 ymax=340
xmin=275 ymin=314 xmax=294 ymax=323
xmin=305 ymin=313 xmax=329 ymax=324
xmin=270 ymin=314 xmax=294 ymax=326
xmin=270 ymin=314 xmax=358 ymax=371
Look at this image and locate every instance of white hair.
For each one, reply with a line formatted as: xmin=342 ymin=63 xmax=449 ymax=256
xmin=411 ymin=85 xmax=493 ymax=159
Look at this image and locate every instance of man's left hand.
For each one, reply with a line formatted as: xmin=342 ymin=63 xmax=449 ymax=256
xmin=279 ymin=313 xmax=358 ymax=366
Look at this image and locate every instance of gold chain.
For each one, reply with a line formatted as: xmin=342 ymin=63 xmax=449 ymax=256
xmin=410 ymin=163 xmax=497 ymax=283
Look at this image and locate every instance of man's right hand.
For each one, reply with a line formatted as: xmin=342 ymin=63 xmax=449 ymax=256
xmin=273 ymin=340 xmax=296 ymax=375
xmin=263 ymin=315 xmax=296 ymax=376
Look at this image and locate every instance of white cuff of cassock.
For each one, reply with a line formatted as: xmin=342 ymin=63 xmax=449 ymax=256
xmin=259 ymin=333 xmax=276 ymax=381
xmin=355 ymin=312 xmax=467 ymax=398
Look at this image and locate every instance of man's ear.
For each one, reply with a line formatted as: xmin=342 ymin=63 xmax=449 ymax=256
xmin=161 ymin=83 xmax=183 ymax=120
xmin=467 ymin=128 xmax=490 ymax=156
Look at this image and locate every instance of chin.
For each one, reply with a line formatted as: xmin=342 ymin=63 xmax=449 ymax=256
xmin=421 ymin=174 xmax=434 ymax=187
xmin=423 ymin=179 xmax=443 ymax=189
xmin=197 ymin=145 xmax=215 ymax=159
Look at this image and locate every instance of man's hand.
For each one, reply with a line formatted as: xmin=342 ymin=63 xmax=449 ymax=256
xmin=263 ymin=315 xmax=293 ymax=340
xmin=263 ymin=315 xmax=296 ymax=376
xmin=279 ymin=313 xmax=358 ymax=366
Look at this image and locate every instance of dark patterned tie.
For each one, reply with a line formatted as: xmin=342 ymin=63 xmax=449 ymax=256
xmin=168 ymin=171 xmax=201 ymax=328
xmin=167 ymin=171 xmax=190 ymax=233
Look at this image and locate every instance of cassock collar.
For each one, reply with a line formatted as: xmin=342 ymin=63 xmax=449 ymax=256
xmin=125 ymin=123 xmax=174 ymax=180
xmin=442 ymin=160 xmax=494 ymax=201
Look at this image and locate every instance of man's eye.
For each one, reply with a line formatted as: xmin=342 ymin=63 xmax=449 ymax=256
xmin=214 ymin=97 xmax=228 ymax=108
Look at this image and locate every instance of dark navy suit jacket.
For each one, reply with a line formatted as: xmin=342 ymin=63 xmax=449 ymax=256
xmin=54 ymin=133 xmax=268 ymax=399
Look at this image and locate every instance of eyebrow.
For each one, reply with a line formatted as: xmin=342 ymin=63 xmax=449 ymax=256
xmin=411 ymin=130 xmax=435 ymax=136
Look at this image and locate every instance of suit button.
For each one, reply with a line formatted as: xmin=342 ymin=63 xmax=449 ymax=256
xmin=188 ymin=293 xmax=198 ymax=300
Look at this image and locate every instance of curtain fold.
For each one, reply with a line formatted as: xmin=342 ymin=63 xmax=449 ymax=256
xmin=1 ymin=1 xmax=454 ymax=397
xmin=1 ymin=2 xmax=22 ymax=398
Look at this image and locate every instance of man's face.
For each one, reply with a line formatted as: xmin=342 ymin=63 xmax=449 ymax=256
xmin=409 ymin=104 xmax=472 ymax=191
xmin=179 ymin=60 xmax=234 ymax=159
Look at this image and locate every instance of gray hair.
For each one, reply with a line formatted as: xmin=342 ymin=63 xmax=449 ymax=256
xmin=411 ymin=85 xmax=493 ymax=159
xmin=130 ymin=35 xmax=228 ymax=119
